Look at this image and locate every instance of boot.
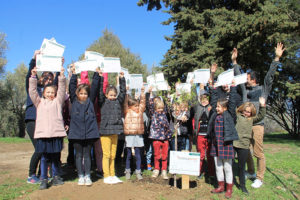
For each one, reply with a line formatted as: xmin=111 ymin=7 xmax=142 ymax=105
xmin=125 ymin=169 xmax=131 ymax=180
xmin=211 ymin=181 xmax=225 ymax=193
xmin=240 ymin=184 xmax=249 ymax=194
xmin=135 ymin=169 xmax=143 ymax=180
xmin=52 ymin=176 xmax=64 ymax=186
xmin=161 ymin=170 xmax=168 ymax=180
xmin=225 ymin=183 xmax=233 ymax=199
xmin=39 ymin=179 xmax=48 ymax=190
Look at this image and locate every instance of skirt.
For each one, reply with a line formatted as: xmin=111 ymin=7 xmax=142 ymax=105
xmin=35 ymin=137 xmax=64 ymax=153
xmin=125 ymin=135 xmax=144 ymax=147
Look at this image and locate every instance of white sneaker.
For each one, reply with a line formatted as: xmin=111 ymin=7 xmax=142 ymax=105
xmin=111 ymin=176 xmax=123 ymax=183
xmin=78 ymin=176 xmax=85 ymax=185
xmin=84 ymin=175 xmax=92 ymax=186
xmin=103 ymin=176 xmax=113 ymax=184
xmin=251 ymin=179 xmax=263 ymax=188
xmin=245 ymin=172 xmax=256 ymax=179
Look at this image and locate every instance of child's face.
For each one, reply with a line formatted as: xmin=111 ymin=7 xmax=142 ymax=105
xmin=106 ymin=90 xmax=117 ymax=100
xmin=216 ymin=102 xmax=227 ymax=115
xmin=156 ymin=107 xmax=164 ymax=114
xmin=77 ymin=89 xmax=88 ymax=102
xmin=243 ymin=107 xmax=252 ymax=118
xmin=201 ymin=98 xmax=209 ymax=106
xmin=130 ymin=104 xmax=139 ymax=113
xmin=43 ymin=87 xmax=56 ymax=100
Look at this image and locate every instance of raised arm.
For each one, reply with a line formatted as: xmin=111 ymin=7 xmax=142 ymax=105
xmin=228 ymin=85 xmax=237 ymax=122
xmin=90 ymin=71 xmax=101 ymax=104
xmin=117 ymin=72 xmax=126 ymax=104
xmin=28 ymin=68 xmax=41 ymax=107
xmin=209 ymin=86 xmax=218 ymax=113
xmin=253 ymin=97 xmax=266 ymax=123
xmin=98 ymin=74 xmax=105 ymax=107
xmin=69 ymin=74 xmax=77 ymax=104
xmin=26 ymin=51 xmax=40 ymax=94
xmin=123 ymin=94 xmax=129 ymax=115
xmin=232 ymin=48 xmax=247 ymax=103
xmin=56 ymin=68 xmax=66 ymax=105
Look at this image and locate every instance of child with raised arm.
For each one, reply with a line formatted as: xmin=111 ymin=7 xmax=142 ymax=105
xmin=98 ymin=72 xmax=126 ymax=184
xmin=123 ymin=86 xmax=146 ymax=180
xmin=233 ymin=97 xmax=266 ymax=194
xmin=68 ymin=66 xmax=101 ymax=186
xmin=148 ymin=87 xmax=172 ymax=179
xmin=209 ymin=81 xmax=239 ymax=199
xmin=29 ymin=67 xmax=66 ymax=190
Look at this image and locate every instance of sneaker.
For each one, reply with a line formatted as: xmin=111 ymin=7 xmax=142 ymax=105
xmin=84 ymin=175 xmax=92 ymax=186
xmin=251 ymin=179 xmax=263 ymax=188
xmin=245 ymin=172 xmax=256 ymax=179
xmin=27 ymin=175 xmax=40 ymax=184
xmin=135 ymin=169 xmax=143 ymax=180
xmin=52 ymin=176 xmax=64 ymax=186
xmin=147 ymin=164 xmax=152 ymax=171
xmin=78 ymin=176 xmax=85 ymax=185
xmin=39 ymin=179 xmax=48 ymax=190
xmin=111 ymin=176 xmax=123 ymax=183
xmin=152 ymin=169 xmax=159 ymax=178
xmin=103 ymin=176 xmax=113 ymax=184
xmin=95 ymin=171 xmax=103 ymax=178
xmin=125 ymin=169 xmax=131 ymax=180
xmin=161 ymin=170 xmax=168 ymax=180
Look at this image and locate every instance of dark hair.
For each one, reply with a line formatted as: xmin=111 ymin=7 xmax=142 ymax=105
xmin=76 ymin=84 xmax=90 ymax=96
xmin=248 ymin=71 xmax=258 ymax=82
xmin=128 ymin=96 xmax=139 ymax=107
xmin=106 ymin=85 xmax=117 ymax=95
xmin=217 ymin=98 xmax=228 ymax=109
xmin=38 ymin=71 xmax=54 ymax=86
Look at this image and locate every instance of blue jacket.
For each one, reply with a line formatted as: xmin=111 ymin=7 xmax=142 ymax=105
xmin=68 ymin=73 xmax=100 ymax=140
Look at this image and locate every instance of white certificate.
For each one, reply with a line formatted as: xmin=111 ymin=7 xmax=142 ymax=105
xmin=155 ymin=81 xmax=169 ymax=91
xmin=143 ymin=83 xmax=149 ymax=93
xmin=154 ymin=73 xmax=165 ymax=82
xmin=176 ymin=83 xmax=191 ymax=94
xmin=128 ymin=74 xmax=143 ymax=89
xmin=194 ymin=69 xmax=210 ymax=84
xmin=121 ymin=67 xmax=130 ymax=80
xmin=186 ymin=72 xmax=195 ymax=83
xmin=234 ymin=73 xmax=247 ymax=85
xmin=169 ymin=151 xmax=200 ymax=176
xmin=36 ymin=55 xmax=62 ymax=72
xmin=103 ymin=57 xmax=121 ymax=73
xmin=147 ymin=75 xmax=156 ymax=86
xmin=40 ymin=38 xmax=65 ymax=57
xmin=217 ymin=69 xmax=234 ymax=86
xmin=74 ymin=60 xmax=99 ymax=74
xmin=85 ymin=51 xmax=104 ymax=67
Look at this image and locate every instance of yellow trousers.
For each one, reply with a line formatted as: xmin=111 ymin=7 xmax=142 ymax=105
xmin=100 ymin=135 xmax=118 ymax=178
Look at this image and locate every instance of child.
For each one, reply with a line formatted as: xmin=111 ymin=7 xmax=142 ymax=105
xmin=98 ymin=72 xmax=126 ymax=184
xmin=233 ymin=97 xmax=266 ymax=194
xmin=193 ymin=84 xmax=215 ymax=179
xmin=29 ymin=67 xmax=66 ymax=190
xmin=123 ymin=86 xmax=146 ymax=180
xmin=68 ymin=66 xmax=101 ymax=186
xmin=148 ymin=93 xmax=172 ymax=179
xmin=209 ymin=83 xmax=239 ymax=199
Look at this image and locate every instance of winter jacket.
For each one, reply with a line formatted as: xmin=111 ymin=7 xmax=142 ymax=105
xmin=233 ymin=106 xmax=266 ymax=149
xmin=207 ymin=86 xmax=239 ymax=142
xmin=68 ymin=73 xmax=100 ymax=140
xmin=25 ymin=59 xmax=42 ymax=121
xmin=148 ymin=98 xmax=172 ymax=140
xmin=123 ymin=93 xmax=146 ymax=135
xmin=29 ymin=76 xmax=67 ymax=139
xmin=98 ymin=76 xmax=126 ymax=135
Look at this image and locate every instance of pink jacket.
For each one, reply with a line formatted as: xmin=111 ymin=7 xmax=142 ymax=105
xmin=29 ymin=76 xmax=67 ymax=139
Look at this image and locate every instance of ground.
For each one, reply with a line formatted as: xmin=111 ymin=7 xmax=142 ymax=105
xmin=0 ymin=133 xmax=299 ymax=200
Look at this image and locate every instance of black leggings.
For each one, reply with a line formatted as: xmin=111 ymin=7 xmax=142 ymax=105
xmin=73 ymin=140 xmax=93 ymax=176
xmin=234 ymin=147 xmax=250 ymax=187
xmin=26 ymin=121 xmax=42 ymax=177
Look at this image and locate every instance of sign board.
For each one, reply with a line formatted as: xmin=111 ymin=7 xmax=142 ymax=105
xmin=169 ymin=151 xmax=200 ymax=176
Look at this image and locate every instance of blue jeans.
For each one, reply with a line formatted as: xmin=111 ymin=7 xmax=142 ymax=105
xmin=171 ymin=136 xmax=189 ymax=151
xmin=40 ymin=153 xmax=60 ymax=179
xmin=126 ymin=147 xmax=142 ymax=170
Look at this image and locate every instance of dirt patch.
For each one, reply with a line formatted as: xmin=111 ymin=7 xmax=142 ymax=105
xmin=0 ymin=142 xmax=225 ymax=200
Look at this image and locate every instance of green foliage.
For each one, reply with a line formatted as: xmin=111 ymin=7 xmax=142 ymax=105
xmin=0 ymin=32 xmax=8 ymax=75
xmin=83 ymin=29 xmax=148 ymax=85
xmin=0 ymin=137 xmax=31 ymax=143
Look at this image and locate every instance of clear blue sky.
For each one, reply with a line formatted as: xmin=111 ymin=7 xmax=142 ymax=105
xmin=0 ymin=0 xmax=173 ymax=72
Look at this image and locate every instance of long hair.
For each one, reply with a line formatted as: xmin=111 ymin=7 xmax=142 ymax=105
xmin=236 ymin=102 xmax=257 ymax=117
xmin=128 ymin=96 xmax=139 ymax=107
xmin=76 ymin=84 xmax=90 ymax=97
xmin=217 ymin=98 xmax=228 ymax=109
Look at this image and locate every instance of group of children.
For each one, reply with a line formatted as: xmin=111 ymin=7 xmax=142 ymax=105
xmin=25 ymin=43 xmax=285 ymax=199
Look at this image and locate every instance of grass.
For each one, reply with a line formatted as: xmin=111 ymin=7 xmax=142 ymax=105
xmin=0 ymin=137 xmax=31 ymax=143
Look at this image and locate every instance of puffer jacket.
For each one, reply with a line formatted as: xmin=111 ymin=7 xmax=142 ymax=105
xmin=123 ymin=93 xmax=146 ymax=135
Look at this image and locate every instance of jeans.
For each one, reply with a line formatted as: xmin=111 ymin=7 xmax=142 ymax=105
xmin=73 ymin=140 xmax=93 ymax=176
xmin=234 ymin=147 xmax=249 ymax=187
xmin=94 ymin=138 xmax=103 ymax=172
xmin=125 ymin=147 xmax=142 ymax=170
xmin=40 ymin=153 xmax=60 ymax=179
xmin=171 ymin=135 xmax=189 ymax=151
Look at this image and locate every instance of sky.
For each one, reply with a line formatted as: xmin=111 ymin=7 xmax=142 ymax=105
xmin=0 ymin=0 xmax=173 ymax=72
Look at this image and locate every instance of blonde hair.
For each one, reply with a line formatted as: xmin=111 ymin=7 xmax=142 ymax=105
xmin=155 ymin=99 xmax=164 ymax=111
xmin=237 ymin=102 xmax=257 ymax=117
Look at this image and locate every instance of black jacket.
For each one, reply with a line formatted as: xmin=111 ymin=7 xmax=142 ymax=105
xmin=207 ymin=86 xmax=239 ymax=142
xmin=98 ymin=76 xmax=126 ymax=135
xmin=68 ymin=73 xmax=100 ymax=140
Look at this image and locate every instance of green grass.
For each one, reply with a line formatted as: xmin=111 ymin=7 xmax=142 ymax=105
xmin=0 ymin=178 xmax=39 ymax=200
xmin=0 ymin=137 xmax=31 ymax=143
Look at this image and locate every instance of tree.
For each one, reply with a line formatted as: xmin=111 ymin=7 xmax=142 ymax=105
xmin=138 ymin=0 xmax=300 ymax=136
xmin=82 ymin=29 xmax=148 ymax=84
xmin=0 ymin=33 xmax=8 ymax=75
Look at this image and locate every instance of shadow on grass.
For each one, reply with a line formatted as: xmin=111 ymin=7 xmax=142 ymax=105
xmin=264 ymin=132 xmax=300 ymax=146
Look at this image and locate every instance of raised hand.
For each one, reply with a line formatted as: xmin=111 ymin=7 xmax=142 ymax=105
xmin=60 ymin=67 xmax=65 ymax=77
xmin=31 ymin=67 xmax=37 ymax=77
xmin=210 ymin=63 xmax=218 ymax=73
xmin=141 ymin=85 xmax=145 ymax=92
xmin=62 ymin=57 xmax=65 ymax=66
xmin=96 ymin=67 xmax=103 ymax=76
xmin=200 ymin=83 xmax=205 ymax=90
xmin=231 ymin=48 xmax=238 ymax=64
xmin=70 ymin=64 xmax=76 ymax=74
xmin=275 ymin=42 xmax=286 ymax=61
xmin=259 ymin=97 xmax=266 ymax=107
xmin=148 ymin=86 xmax=153 ymax=93
xmin=119 ymin=71 xmax=124 ymax=78
xmin=33 ymin=50 xmax=41 ymax=59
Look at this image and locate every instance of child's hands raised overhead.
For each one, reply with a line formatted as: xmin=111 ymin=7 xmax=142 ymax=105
xmin=231 ymin=48 xmax=238 ymax=64
xmin=275 ymin=42 xmax=286 ymax=61
xmin=70 ymin=64 xmax=76 ymax=74
xmin=190 ymin=78 xmax=194 ymax=85
xmin=210 ymin=63 xmax=218 ymax=73
xmin=200 ymin=83 xmax=205 ymax=90
xmin=119 ymin=71 xmax=124 ymax=78
xmin=60 ymin=67 xmax=65 ymax=77
xmin=62 ymin=57 xmax=65 ymax=66
xmin=141 ymin=85 xmax=145 ymax=93
xmin=126 ymin=86 xmax=129 ymax=91
xmin=96 ymin=67 xmax=103 ymax=76
xmin=31 ymin=67 xmax=37 ymax=77
xmin=148 ymin=86 xmax=153 ymax=93
xmin=33 ymin=50 xmax=41 ymax=59
xmin=259 ymin=97 xmax=266 ymax=107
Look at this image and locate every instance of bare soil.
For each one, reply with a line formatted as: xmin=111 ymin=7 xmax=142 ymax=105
xmin=0 ymin=142 xmax=224 ymax=200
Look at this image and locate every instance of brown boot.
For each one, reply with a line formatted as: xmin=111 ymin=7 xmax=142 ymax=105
xmin=211 ymin=181 xmax=225 ymax=193
xmin=225 ymin=183 xmax=233 ymax=198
